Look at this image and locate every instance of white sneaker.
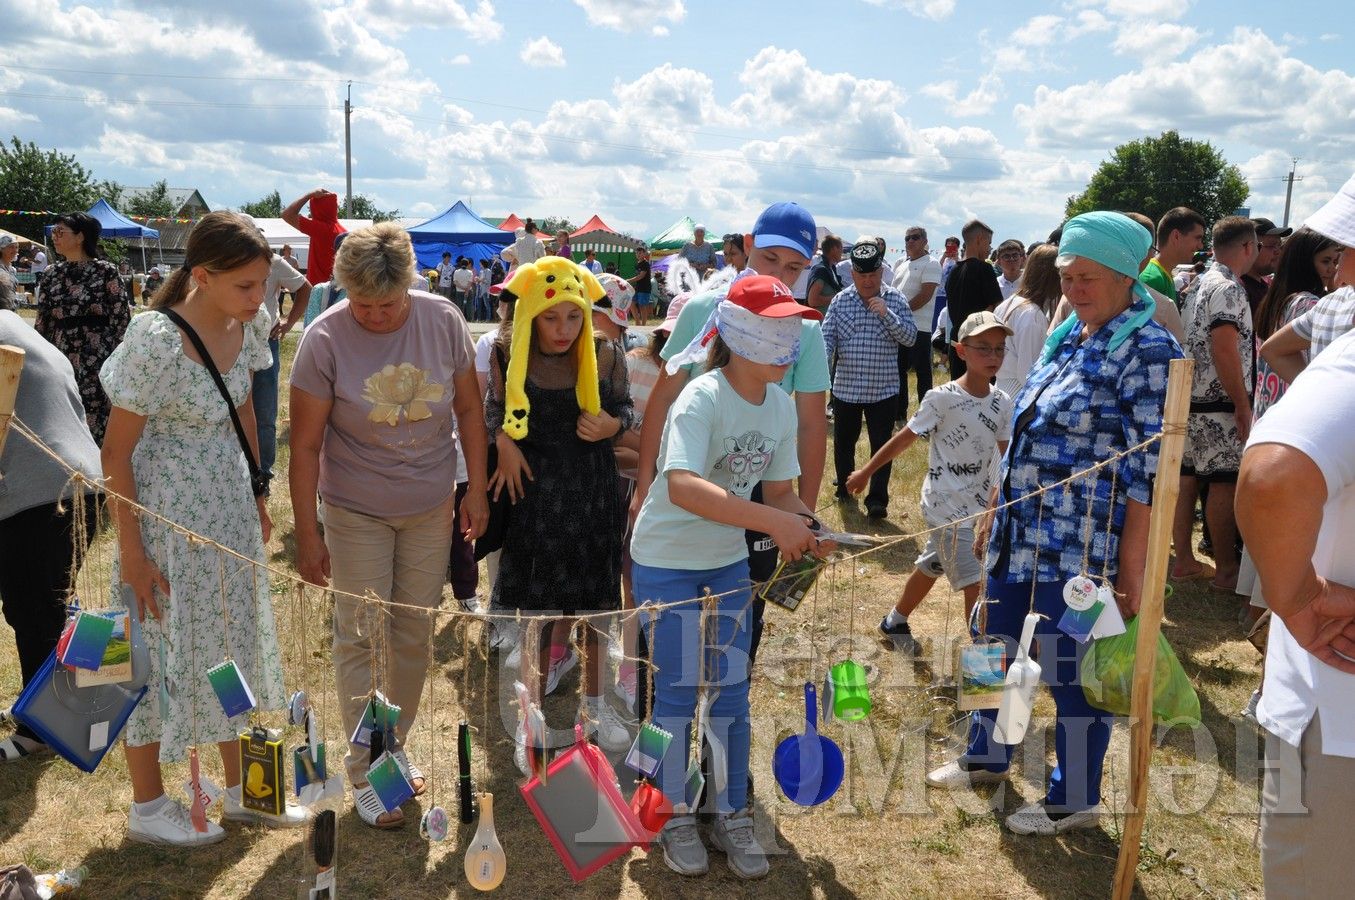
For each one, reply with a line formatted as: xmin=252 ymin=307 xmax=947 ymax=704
xmin=924 ymin=759 xmax=1008 ymax=790
xmin=1241 ymin=689 xmax=1261 ymax=724
xmin=224 ymin=790 xmax=311 ymax=829
xmin=545 ymin=649 xmax=578 ymax=696
xmin=614 ymin=669 xmax=638 ymax=714
xmin=457 ymin=594 xmax=482 ymax=614
xmin=588 ymin=700 xmax=632 ymax=752
xmin=1005 ymin=801 xmax=1103 ymax=835
xmin=129 ymin=799 xmax=226 ymax=847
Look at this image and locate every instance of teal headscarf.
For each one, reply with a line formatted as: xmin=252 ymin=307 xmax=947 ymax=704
xmin=1040 ymin=211 xmax=1156 ymax=363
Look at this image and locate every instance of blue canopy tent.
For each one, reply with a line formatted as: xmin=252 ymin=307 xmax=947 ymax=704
xmin=45 ymin=198 xmax=163 ymax=272
xmin=405 ymin=201 xmax=513 ymax=271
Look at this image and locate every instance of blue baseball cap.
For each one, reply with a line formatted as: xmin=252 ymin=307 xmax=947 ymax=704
xmin=751 ymin=202 xmax=816 ymax=260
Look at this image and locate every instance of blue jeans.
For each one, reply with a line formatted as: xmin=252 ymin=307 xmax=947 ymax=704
xmin=633 ymin=560 xmax=753 ymax=814
xmin=251 ymin=337 xmax=280 ymax=483
xmin=963 ymin=578 xmax=1115 ymax=811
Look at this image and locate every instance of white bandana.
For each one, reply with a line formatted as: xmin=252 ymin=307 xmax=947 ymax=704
xmin=664 ymin=299 xmax=803 ymax=374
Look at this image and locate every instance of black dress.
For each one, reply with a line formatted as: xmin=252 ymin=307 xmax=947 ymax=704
xmin=486 ymin=338 xmax=633 ymax=615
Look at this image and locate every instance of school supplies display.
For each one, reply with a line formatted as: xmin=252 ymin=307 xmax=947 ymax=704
xmin=772 ymin=683 xmax=843 ymax=807
xmin=57 ymin=610 xmax=115 ymax=672
xmin=957 ymin=640 xmax=1006 ymax=711
xmin=758 ymin=555 xmax=825 ymax=613
xmin=239 ymin=727 xmax=285 ymax=816
xmin=72 ymin=611 xmax=134 ymax=688
xmin=1081 ymin=617 xmax=1201 ymax=726
xmin=994 ymin=613 xmax=1042 ymax=745
xmin=351 ymin=692 xmax=400 ymax=748
xmin=463 ymin=792 xmax=506 ymax=892
xmin=207 ymin=660 xmax=257 ymax=719
xmin=11 ymin=586 xmax=149 ymax=774
xmin=519 ymin=725 xmax=646 ymax=882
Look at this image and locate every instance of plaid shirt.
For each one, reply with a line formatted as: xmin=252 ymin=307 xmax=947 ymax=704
xmin=1293 ymin=285 xmax=1355 ymax=358
xmin=821 ymin=284 xmax=917 ymax=403
xmin=988 ymin=302 xmax=1182 ymax=584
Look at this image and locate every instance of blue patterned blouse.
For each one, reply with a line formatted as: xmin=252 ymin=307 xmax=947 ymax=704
xmin=987 ymin=302 xmax=1182 ymax=584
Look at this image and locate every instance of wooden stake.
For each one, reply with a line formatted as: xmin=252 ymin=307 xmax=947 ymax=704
xmin=0 ymin=345 xmax=26 ymax=463
xmin=1112 ymin=356 xmax=1193 ymax=899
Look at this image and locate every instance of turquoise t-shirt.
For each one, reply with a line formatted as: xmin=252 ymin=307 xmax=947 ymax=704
xmin=660 ymin=283 xmax=831 ymax=396
xmin=630 ymin=369 xmax=800 ymax=571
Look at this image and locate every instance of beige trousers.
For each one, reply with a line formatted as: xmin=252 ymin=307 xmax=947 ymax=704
xmin=323 ymin=498 xmax=455 ymax=785
xmin=1261 ymin=713 xmax=1355 ymax=896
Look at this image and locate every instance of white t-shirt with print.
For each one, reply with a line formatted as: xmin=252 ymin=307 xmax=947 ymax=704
xmin=1255 ymin=328 xmax=1355 ymax=756
xmin=631 ymin=369 xmax=799 ymax=570
xmin=906 ymin=381 xmax=1012 ymax=527
xmin=893 ymin=255 xmax=943 ymax=335
xmin=264 ymin=254 xmax=307 ymax=320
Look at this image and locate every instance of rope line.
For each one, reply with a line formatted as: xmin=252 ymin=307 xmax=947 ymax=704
xmin=6 ymin=414 xmax=1168 ymax=623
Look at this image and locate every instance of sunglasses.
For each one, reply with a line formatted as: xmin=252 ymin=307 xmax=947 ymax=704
xmin=904 ymin=234 xmax=924 ymax=242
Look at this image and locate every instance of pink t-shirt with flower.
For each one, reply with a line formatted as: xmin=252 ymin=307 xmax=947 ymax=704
xmin=291 ymin=290 xmax=474 ymax=518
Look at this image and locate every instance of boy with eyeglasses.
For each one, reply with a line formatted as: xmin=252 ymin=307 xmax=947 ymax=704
xmin=845 ymin=311 xmax=1014 ymax=650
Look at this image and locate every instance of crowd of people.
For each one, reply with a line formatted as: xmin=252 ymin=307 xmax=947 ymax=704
xmin=3 ymin=174 xmax=1355 ymax=893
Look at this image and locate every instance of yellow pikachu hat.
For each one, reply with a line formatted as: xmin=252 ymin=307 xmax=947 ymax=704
xmin=500 ymin=256 xmax=605 ymax=440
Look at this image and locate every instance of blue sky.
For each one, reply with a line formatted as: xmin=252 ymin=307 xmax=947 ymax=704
xmin=4 ymin=0 xmax=1352 ymax=250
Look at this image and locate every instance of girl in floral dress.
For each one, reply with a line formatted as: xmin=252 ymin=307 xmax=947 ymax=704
xmin=100 ymin=212 xmax=296 ymax=848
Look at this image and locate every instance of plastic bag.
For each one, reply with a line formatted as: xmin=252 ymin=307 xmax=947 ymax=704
xmin=1080 ymin=617 xmax=1200 ymax=726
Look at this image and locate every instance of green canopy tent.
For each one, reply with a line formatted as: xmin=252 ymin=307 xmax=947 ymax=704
xmin=647 ymin=215 xmax=697 ymax=255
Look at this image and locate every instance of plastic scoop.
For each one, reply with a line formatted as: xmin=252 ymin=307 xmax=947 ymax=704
xmin=772 ymin=682 xmax=844 ymax=807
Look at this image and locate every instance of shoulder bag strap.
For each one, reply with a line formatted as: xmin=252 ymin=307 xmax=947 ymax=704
xmin=160 ymin=309 xmax=268 ymax=497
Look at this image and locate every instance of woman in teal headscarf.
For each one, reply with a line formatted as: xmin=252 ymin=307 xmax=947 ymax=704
xmin=926 ymin=212 xmax=1184 ymax=835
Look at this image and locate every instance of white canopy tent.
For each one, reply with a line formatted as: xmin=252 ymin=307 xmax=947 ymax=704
xmin=250 ymin=217 xmax=373 ymax=270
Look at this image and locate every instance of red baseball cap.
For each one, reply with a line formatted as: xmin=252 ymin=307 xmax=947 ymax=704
xmin=727 ymin=274 xmax=822 ymax=320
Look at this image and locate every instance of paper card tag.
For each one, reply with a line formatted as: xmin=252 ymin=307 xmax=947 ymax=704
xmin=89 ymin=721 xmax=109 ymax=752
xmin=207 ymin=660 xmax=257 ymax=718
xmin=624 ymin=723 xmax=672 ymax=780
xmin=1063 ymin=576 xmax=1099 ymax=611
xmin=367 ymin=750 xmax=414 ymax=812
xmin=1091 ymin=596 xmax=1127 ymax=639
xmin=758 ymin=556 xmax=825 ymax=613
xmin=184 ymin=774 xmax=224 ymax=808
xmin=61 ymin=610 xmax=116 ymax=671
xmin=1058 ymin=598 xmax=1105 ymax=644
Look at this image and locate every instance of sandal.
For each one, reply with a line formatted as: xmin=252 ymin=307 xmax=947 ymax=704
xmin=354 ymin=784 xmax=404 ymax=829
xmin=1168 ymin=563 xmax=1215 ymax=582
xmin=0 ymin=734 xmax=49 ymax=763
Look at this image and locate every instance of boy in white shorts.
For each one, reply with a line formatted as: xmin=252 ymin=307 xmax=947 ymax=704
xmin=846 ymin=311 xmax=1014 ymax=651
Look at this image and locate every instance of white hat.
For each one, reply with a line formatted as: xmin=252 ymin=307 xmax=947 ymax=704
xmin=593 ymin=272 xmax=634 ymax=327
xmin=0 ymin=235 xmax=14 ymax=250
xmin=1304 ymin=173 xmax=1355 ymax=248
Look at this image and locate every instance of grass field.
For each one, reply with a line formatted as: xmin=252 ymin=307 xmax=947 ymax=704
xmin=0 ymin=325 xmax=1266 ymax=898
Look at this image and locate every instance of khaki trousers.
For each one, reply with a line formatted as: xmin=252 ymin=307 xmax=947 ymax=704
xmin=1261 ymin=713 xmax=1355 ymax=896
xmin=323 ymin=498 xmax=455 ymax=785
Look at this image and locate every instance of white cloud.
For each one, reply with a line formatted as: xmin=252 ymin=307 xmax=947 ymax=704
xmin=571 ymin=0 xmax=685 ymax=31
xmin=651 ymin=25 xmax=669 ymax=37
xmin=1112 ymin=22 xmax=1200 ymax=59
xmin=1017 ymin=27 xmax=1355 ymax=152
xmin=519 ymin=36 xmax=566 ymax=68
xmin=1320 ymin=33 xmax=1340 ymax=42
xmin=920 ymin=74 xmax=1004 ymax=117
xmin=354 ymin=0 xmax=503 ymax=41
xmin=1076 ymin=0 xmax=1191 ymax=21
xmin=445 ymin=53 xmax=471 ymax=65
xmin=858 ymin=0 xmax=956 ymax=21
xmin=1012 ymin=14 xmax=1063 ymax=46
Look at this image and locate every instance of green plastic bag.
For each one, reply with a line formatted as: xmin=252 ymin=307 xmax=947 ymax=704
xmin=1080 ymin=617 xmax=1200 ymax=727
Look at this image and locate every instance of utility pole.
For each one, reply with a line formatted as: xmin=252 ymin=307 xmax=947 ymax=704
xmin=344 ymin=82 xmax=355 ymax=219
xmin=1282 ymin=157 xmax=1302 ymax=228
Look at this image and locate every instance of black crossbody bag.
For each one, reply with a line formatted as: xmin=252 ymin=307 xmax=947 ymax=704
xmin=160 ymin=309 xmax=268 ymax=497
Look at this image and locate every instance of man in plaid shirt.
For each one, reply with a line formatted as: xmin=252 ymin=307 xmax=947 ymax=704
xmin=822 ymin=238 xmax=917 ymax=517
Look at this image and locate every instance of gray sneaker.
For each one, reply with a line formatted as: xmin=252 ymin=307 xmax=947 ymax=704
xmin=659 ymin=814 xmax=708 ymax=876
xmin=710 ymin=811 xmax=768 ymax=879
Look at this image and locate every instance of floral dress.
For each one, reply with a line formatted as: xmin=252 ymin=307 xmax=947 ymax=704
xmin=36 ymin=258 xmax=129 ymax=444
xmin=99 ymin=310 xmax=286 ymax=759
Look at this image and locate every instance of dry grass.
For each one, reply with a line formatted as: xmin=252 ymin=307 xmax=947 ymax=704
xmin=0 ymin=333 xmax=1265 ymax=898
